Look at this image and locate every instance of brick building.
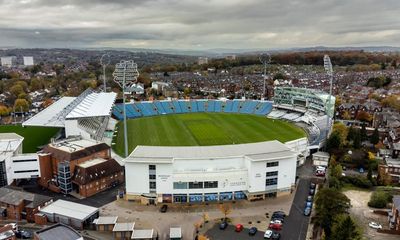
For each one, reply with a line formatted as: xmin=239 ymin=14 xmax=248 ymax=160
xmin=0 ymin=187 xmax=52 ymax=222
xmin=37 ymin=137 xmax=123 ymax=197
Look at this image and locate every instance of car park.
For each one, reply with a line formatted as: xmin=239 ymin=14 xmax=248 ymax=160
xmin=235 ymin=224 xmax=244 ymax=232
xmin=248 ymin=227 xmax=258 ymax=236
xmin=368 ymin=222 xmax=382 ymax=229
xmin=160 ymin=204 xmax=168 ymax=213
xmin=219 ymin=221 xmax=228 ymax=230
xmin=304 ymin=207 xmax=311 ymax=216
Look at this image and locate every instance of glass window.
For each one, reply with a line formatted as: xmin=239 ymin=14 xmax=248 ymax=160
xmin=149 ymin=182 xmax=156 ymax=189
xmin=149 ymin=165 xmax=156 ymax=170
xmin=189 ymin=182 xmax=203 ymax=189
xmin=267 ymin=162 xmax=279 ymax=167
xmin=173 ymin=182 xmax=188 ymax=189
xmin=266 ymin=178 xmax=278 ymax=186
xmin=204 ymin=181 xmax=218 ymax=188
xmin=149 ymin=174 xmax=156 ymax=180
xmin=266 ymin=171 xmax=278 ymax=177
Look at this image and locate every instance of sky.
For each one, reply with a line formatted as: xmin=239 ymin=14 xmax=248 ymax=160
xmin=0 ymin=0 xmax=399 ymax=50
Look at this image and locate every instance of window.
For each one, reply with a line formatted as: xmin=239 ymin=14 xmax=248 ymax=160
xmin=204 ymin=181 xmax=218 ymax=188
xmin=266 ymin=178 xmax=278 ymax=186
xmin=149 ymin=165 xmax=156 ymax=170
xmin=266 ymin=171 xmax=278 ymax=177
xmin=149 ymin=182 xmax=156 ymax=189
xmin=189 ymin=181 xmax=203 ymax=189
xmin=173 ymin=182 xmax=188 ymax=189
xmin=14 ymin=170 xmax=38 ymax=173
xmin=149 ymin=174 xmax=156 ymax=180
xmin=12 ymin=159 xmax=37 ymax=163
xmin=267 ymin=162 xmax=279 ymax=167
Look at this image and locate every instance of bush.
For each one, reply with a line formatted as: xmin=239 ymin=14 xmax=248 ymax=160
xmin=368 ymin=191 xmax=392 ymax=208
xmin=341 ymin=176 xmax=372 ymax=189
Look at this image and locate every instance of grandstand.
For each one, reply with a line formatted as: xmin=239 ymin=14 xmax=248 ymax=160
xmin=112 ymin=99 xmax=274 ymax=120
xmin=23 ymin=89 xmax=117 ymax=142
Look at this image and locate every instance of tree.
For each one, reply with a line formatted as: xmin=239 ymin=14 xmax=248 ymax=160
xmin=14 ymin=99 xmax=29 ymax=112
xmin=381 ymin=95 xmax=400 ymax=111
xmin=29 ymin=78 xmax=43 ymax=91
xmin=360 ymin=123 xmax=368 ymax=141
xmin=218 ymin=203 xmax=232 ymax=220
xmin=370 ymin=128 xmax=379 ymax=145
xmin=356 ymin=111 xmax=372 ymax=122
xmin=353 ymin=129 xmax=361 ymax=149
xmin=314 ymin=188 xmax=351 ymax=237
xmin=326 ymin=132 xmax=342 ymax=153
xmin=368 ymin=191 xmax=391 ymax=208
xmin=331 ymin=215 xmax=361 ymax=240
xmin=0 ymin=105 xmax=10 ymax=116
xmin=342 ymin=110 xmax=351 ymax=120
xmin=332 ymin=122 xmax=348 ymax=145
xmin=10 ymin=84 xmax=25 ymax=97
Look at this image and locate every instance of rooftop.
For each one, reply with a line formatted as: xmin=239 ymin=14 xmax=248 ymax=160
xmin=73 ymin=158 xmax=123 ymax=185
xmin=66 ymin=92 xmax=117 ymax=119
xmin=126 ymin=140 xmax=296 ymax=163
xmin=0 ymin=187 xmax=52 ymax=208
xmin=169 ymin=227 xmax=182 ymax=238
xmin=93 ymin=216 xmax=118 ymax=225
xmin=34 ymin=223 xmax=83 ymax=240
xmin=131 ymin=229 xmax=154 ymax=239
xmin=40 ymin=200 xmax=98 ymax=221
xmin=0 ymin=133 xmax=23 ymax=152
xmin=0 ymin=230 xmax=14 ymax=240
xmin=113 ymin=222 xmax=135 ymax=232
xmin=393 ymin=195 xmax=400 ymax=211
xmin=78 ymin=158 xmax=107 ymax=168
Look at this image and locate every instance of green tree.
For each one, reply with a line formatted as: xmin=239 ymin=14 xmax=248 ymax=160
xmin=10 ymin=84 xmax=25 ymax=97
xmin=332 ymin=122 xmax=348 ymax=145
xmin=331 ymin=215 xmax=361 ymax=240
xmin=314 ymin=188 xmax=351 ymax=237
xmin=14 ymin=99 xmax=29 ymax=112
xmin=370 ymin=128 xmax=379 ymax=145
xmin=360 ymin=123 xmax=367 ymax=142
xmin=326 ymin=132 xmax=341 ymax=153
xmin=353 ymin=129 xmax=361 ymax=149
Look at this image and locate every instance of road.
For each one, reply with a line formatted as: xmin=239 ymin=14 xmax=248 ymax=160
xmin=280 ymin=158 xmax=314 ymax=240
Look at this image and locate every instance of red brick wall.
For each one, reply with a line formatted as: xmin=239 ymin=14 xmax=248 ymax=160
xmin=77 ymin=171 xmax=124 ymax=198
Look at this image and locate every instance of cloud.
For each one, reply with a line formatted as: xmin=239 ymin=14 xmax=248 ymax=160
xmin=0 ymin=0 xmax=399 ymax=49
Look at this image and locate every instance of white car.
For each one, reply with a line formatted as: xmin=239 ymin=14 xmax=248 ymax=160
xmin=270 ymin=219 xmax=283 ymax=225
xmin=264 ymin=229 xmax=273 ymax=239
xmin=368 ymin=222 xmax=382 ymax=229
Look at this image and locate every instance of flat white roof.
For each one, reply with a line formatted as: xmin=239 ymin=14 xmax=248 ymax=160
xmin=93 ymin=216 xmax=118 ymax=225
xmin=66 ymin=92 xmax=117 ymax=119
xmin=40 ymin=200 xmax=98 ymax=221
xmin=23 ymin=97 xmax=75 ymax=127
xmin=113 ymin=222 xmax=135 ymax=232
xmin=48 ymin=138 xmax=100 ymax=153
xmin=169 ymin=227 xmax=182 ymax=238
xmin=131 ymin=229 xmax=154 ymax=239
xmin=126 ymin=140 xmax=296 ymax=163
xmin=0 ymin=133 xmax=23 ymax=152
xmin=79 ymin=158 xmax=107 ymax=168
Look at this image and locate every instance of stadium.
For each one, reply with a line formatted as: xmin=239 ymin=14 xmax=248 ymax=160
xmin=22 ymin=86 xmax=333 ymax=204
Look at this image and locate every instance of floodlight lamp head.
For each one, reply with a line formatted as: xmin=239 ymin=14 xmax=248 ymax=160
xmin=112 ymin=60 xmax=140 ymax=88
xmin=100 ymin=53 xmax=110 ymax=66
xmin=259 ymin=53 xmax=271 ymax=64
xmin=323 ymin=55 xmax=333 ymax=75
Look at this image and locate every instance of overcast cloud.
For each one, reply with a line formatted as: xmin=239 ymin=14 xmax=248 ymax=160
xmin=0 ymin=0 xmax=399 ymax=49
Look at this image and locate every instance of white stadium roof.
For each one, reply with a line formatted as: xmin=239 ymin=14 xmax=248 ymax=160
xmin=23 ymin=90 xmax=117 ymax=128
xmin=126 ymin=140 xmax=296 ymax=163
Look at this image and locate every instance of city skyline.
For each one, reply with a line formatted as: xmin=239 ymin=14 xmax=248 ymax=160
xmin=0 ymin=0 xmax=399 ymax=49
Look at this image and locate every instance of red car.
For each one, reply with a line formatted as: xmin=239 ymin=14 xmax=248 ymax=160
xmin=269 ymin=222 xmax=282 ymax=230
xmin=315 ymin=170 xmax=325 ymax=177
xmin=235 ymin=224 xmax=244 ymax=232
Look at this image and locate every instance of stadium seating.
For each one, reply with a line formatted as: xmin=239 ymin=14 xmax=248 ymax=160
xmin=113 ymin=99 xmax=276 ymax=120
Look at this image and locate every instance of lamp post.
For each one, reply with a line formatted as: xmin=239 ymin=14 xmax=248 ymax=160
xmin=100 ymin=53 xmax=110 ymax=92
xmin=259 ymin=53 xmax=271 ymax=100
xmin=113 ymin=60 xmax=140 ymax=157
xmin=323 ymin=55 xmax=334 ymax=147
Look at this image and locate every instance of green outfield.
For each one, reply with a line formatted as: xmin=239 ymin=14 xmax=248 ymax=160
xmin=113 ymin=113 xmax=306 ymax=156
xmin=0 ymin=125 xmax=59 ymax=153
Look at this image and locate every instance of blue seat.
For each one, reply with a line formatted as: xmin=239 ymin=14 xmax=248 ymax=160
xmin=224 ymin=100 xmax=233 ymax=113
xmin=179 ymin=101 xmax=189 ymax=113
xmin=190 ymin=101 xmax=198 ymax=112
xmin=232 ymin=100 xmax=240 ymax=113
xmin=172 ymin=101 xmax=182 ymax=113
xmin=197 ymin=101 xmax=206 ymax=112
xmin=215 ymin=101 xmax=222 ymax=112
xmin=161 ymin=101 xmax=174 ymax=114
xmin=207 ymin=100 xmax=215 ymax=112
xmin=154 ymin=102 xmax=167 ymax=114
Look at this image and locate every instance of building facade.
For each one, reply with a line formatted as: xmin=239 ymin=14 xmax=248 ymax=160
xmin=125 ymin=141 xmax=297 ymax=204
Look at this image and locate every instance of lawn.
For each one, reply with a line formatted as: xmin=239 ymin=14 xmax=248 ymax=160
xmin=113 ymin=113 xmax=306 ymax=156
xmin=0 ymin=125 xmax=60 ymax=153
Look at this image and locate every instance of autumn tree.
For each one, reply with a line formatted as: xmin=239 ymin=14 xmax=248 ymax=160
xmin=356 ymin=111 xmax=372 ymax=122
xmin=218 ymin=203 xmax=232 ymax=220
xmin=14 ymin=99 xmax=29 ymax=112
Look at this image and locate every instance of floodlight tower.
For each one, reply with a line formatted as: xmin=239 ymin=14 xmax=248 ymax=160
xmin=259 ymin=53 xmax=271 ymax=100
xmin=323 ymin=54 xmax=334 ymax=146
xmin=113 ymin=60 xmax=140 ymax=157
xmin=100 ymin=53 xmax=110 ymax=92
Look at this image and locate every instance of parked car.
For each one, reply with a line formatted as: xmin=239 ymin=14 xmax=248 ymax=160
xmin=309 ymin=188 xmax=315 ymax=195
xmin=270 ymin=219 xmax=283 ymax=225
xmin=271 ymin=215 xmax=284 ymax=222
xmin=315 ymin=170 xmax=325 ymax=176
xmin=235 ymin=224 xmax=244 ymax=232
xmin=359 ymin=168 xmax=364 ymax=173
xmin=307 ymin=195 xmax=313 ymax=202
xmin=368 ymin=222 xmax=382 ymax=229
xmin=342 ymin=166 xmax=347 ymax=171
xmin=272 ymin=211 xmax=286 ymax=217
xmin=219 ymin=221 xmax=228 ymax=230
xmin=304 ymin=207 xmax=311 ymax=216
xmin=271 ymin=231 xmax=281 ymax=239
xmin=306 ymin=201 xmax=313 ymax=208
xmin=269 ymin=222 xmax=282 ymax=231
xmin=264 ymin=229 xmax=273 ymax=239
xmin=15 ymin=230 xmax=32 ymax=239
xmin=160 ymin=204 xmax=168 ymax=213
xmin=310 ymin=183 xmax=316 ymax=189
xmin=248 ymin=227 xmax=258 ymax=236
